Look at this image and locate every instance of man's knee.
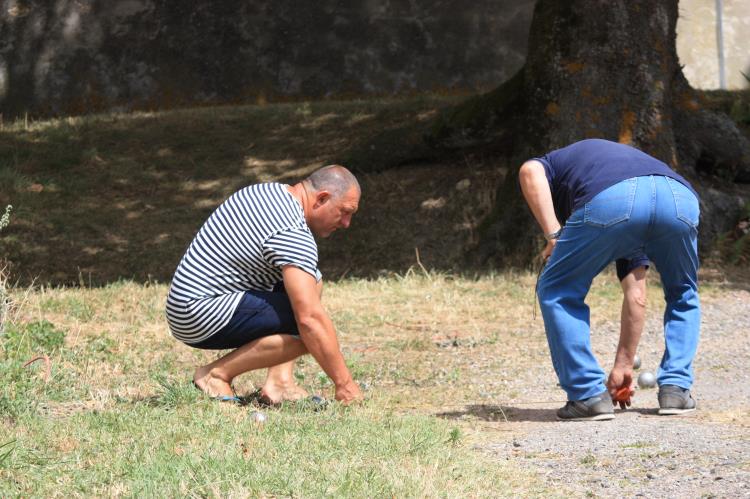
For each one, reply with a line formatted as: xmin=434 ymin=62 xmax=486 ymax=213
xmin=624 ymin=288 xmax=647 ymax=309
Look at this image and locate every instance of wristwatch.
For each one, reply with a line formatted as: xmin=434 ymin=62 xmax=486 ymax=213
xmin=544 ymin=228 xmax=563 ymax=241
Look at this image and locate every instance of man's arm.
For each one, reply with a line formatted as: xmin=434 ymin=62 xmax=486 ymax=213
xmin=518 ymin=160 xmax=562 ymax=259
xmin=282 ymin=265 xmax=362 ymax=403
xmin=607 ymin=266 xmax=648 ymax=401
xmin=617 ymin=266 xmax=648 ymax=363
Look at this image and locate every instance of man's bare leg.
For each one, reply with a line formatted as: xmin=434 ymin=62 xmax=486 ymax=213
xmin=258 ymin=278 xmax=323 ymax=403
xmin=260 ymin=359 xmax=309 ymax=404
xmin=193 ymin=334 xmax=307 ymax=398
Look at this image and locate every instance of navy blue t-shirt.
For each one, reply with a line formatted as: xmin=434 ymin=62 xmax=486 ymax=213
xmin=531 ymin=139 xmax=697 ymax=279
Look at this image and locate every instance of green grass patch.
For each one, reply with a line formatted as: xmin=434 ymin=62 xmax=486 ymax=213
xmin=2 ymin=271 xmax=720 ymax=495
xmin=1 ymin=400 xmax=510 ymax=497
xmin=0 ymin=274 xmax=570 ymax=496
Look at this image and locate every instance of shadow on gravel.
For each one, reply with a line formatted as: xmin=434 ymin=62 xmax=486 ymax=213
xmin=436 ymin=404 xmax=557 ymax=422
xmin=623 ymin=407 xmax=660 ymax=416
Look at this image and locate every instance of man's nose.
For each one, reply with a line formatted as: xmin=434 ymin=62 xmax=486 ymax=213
xmin=340 ymin=216 xmax=351 ymax=229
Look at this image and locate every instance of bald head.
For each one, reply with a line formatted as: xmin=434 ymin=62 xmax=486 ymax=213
xmin=305 ymin=165 xmax=360 ymax=199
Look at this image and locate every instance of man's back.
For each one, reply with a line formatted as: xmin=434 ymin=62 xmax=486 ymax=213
xmin=166 ymin=182 xmax=320 ymax=344
xmin=533 ymin=139 xmax=694 ymax=223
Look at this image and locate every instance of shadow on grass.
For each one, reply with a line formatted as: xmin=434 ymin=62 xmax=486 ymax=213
xmin=436 ymin=404 xmax=557 ymax=422
xmin=0 ymin=96 xmax=486 ymax=286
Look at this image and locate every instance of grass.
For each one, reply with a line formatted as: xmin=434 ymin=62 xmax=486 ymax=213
xmin=1 ymin=92 xmax=748 ymax=495
xmin=2 ymin=399 xmax=503 ymax=496
xmin=0 ymin=264 xmax=737 ymax=496
xmin=1 ymin=273 xmax=560 ymax=497
xmin=4 ymin=268 xmax=709 ymax=497
xmin=0 ymin=95 xmax=501 ymax=287
xmin=1 ymin=269 xmax=731 ymax=496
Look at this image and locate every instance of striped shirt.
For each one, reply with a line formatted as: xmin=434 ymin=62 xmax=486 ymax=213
xmin=166 ymin=183 xmax=321 ymax=344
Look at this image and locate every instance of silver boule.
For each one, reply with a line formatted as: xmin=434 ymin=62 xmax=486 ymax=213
xmin=637 ymin=371 xmax=656 ymax=389
xmin=633 ymin=354 xmax=641 ymax=370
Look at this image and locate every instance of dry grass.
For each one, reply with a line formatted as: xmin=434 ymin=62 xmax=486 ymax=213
xmin=2 ymin=267 xmax=747 ymax=496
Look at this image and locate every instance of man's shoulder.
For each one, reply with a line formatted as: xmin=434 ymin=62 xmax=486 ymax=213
xmin=236 ymin=182 xmax=284 ymax=198
xmin=232 ymin=183 xmax=299 ymax=210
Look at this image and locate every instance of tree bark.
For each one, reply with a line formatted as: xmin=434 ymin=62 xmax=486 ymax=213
xmin=430 ymin=0 xmax=750 ymax=267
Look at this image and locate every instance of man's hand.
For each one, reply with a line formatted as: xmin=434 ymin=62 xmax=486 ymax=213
xmin=335 ymin=379 xmax=363 ymax=405
xmin=540 ymin=239 xmax=557 ymax=261
xmin=607 ymin=366 xmax=634 ymax=409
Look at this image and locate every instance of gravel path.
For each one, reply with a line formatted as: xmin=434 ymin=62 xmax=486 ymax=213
xmin=477 ymin=289 xmax=750 ymax=498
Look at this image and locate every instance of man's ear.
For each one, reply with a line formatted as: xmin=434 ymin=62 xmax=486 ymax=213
xmin=313 ymin=190 xmax=330 ymax=208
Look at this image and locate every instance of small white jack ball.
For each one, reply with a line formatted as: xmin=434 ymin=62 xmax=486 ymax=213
xmin=250 ymin=411 xmax=267 ymax=423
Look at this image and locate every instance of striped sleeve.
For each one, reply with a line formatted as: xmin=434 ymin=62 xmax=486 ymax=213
xmin=263 ymin=227 xmax=322 ymax=281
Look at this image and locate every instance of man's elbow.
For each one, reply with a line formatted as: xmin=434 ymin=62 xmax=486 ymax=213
xmin=295 ymin=308 xmax=328 ymax=335
xmin=519 ymin=161 xmax=542 ymax=185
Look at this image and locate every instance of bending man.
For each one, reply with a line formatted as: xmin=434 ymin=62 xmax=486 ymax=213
xmin=166 ymin=165 xmax=363 ymax=404
xmin=519 ymin=139 xmax=700 ymax=421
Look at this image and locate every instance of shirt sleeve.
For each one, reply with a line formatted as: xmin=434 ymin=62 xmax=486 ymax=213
xmin=263 ymin=227 xmax=322 ymax=281
xmin=531 ymin=154 xmax=555 ymax=186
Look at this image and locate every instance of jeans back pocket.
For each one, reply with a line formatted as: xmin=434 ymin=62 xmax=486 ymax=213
xmin=584 ymin=178 xmax=637 ymax=227
xmin=666 ymin=178 xmax=699 ymax=229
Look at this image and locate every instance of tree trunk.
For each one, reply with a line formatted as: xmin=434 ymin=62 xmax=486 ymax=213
xmin=430 ymin=0 xmax=750 ymax=267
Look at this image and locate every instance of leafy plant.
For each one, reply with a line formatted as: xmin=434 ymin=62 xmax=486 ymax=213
xmin=0 ymin=205 xmax=11 ymax=232
xmin=151 ymin=373 xmax=199 ymax=408
xmin=2 ymin=320 xmax=66 ymax=357
xmin=0 ymin=205 xmax=11 ymax=334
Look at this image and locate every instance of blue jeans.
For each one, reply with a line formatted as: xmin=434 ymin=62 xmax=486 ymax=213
xmin=537 ymin=175 xmax=700 ymax=400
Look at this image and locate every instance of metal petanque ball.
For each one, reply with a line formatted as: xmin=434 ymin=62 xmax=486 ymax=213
xmin=250 ymin=411 xmax=267 ymax=424
xmin=637 ymin=371 xmax=656 ymax=389
xmin=633 ymin=354 xmax=642 ymax=370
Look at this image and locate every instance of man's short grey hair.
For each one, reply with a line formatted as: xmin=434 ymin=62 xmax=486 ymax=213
xmin=306 ymin=165 xmax=360 ymax=199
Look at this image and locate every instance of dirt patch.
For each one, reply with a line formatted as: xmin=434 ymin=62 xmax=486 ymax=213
xmin=458 ymin=289 xmax=750 ymax=498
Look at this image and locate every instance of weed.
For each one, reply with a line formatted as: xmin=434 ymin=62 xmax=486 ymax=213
xmin=86 ymin=335 xmax=116 ymax=355
xmin=621 ymin=441 xmax=654 ymax=449
xmin=151 ymin=374 xmax=199 ymax=408
xmin=2 ymin=320 xmax=65 ymax=357
xmin=0 ymin=205 xmax=11 ymax=231
xmin=447 ymin=427 xmax=461 ymax=445
xmin=579 ymin=453 xmax=597 ymax=465
xmin=0 ymin=440 xmax=16 ymax=468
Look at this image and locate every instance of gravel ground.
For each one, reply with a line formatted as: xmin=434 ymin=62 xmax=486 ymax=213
xmin=476 ymin=289 xmax=750 ymax=498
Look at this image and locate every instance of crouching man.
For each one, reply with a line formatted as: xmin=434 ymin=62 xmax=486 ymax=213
xmin=166 ymin=165 xmax=363 ymax=405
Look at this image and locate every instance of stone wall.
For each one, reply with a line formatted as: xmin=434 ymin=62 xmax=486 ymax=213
xmin=1 ymin=1 xmax=747 ymax=118
xmin=0 ymin=0 xmax=534 ymax=117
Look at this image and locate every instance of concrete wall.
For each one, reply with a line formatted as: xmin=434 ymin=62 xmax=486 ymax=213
xmin=0 ymin=0 xmax=534 ymax=117
xmin=0 ymin=0 xmax=747 ymax=118
xmin=677 ymin=0 xmax=750 ymax=90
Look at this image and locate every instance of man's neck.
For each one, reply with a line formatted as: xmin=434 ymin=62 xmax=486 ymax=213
xmin=286 ymin=182 xmax=310 ymax=220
